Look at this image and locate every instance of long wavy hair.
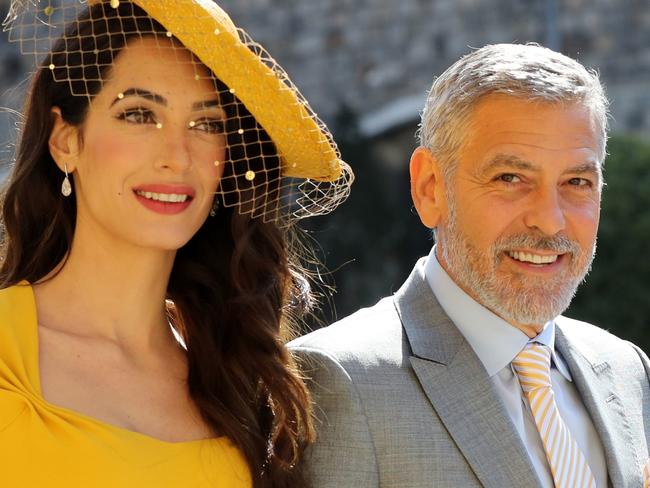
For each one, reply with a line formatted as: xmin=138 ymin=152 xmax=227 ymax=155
xmin=0 ymin=3 xmax=315 ymax=486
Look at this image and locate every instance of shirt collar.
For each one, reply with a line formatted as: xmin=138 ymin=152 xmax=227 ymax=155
xmin=530 ymin=321 xmax=572 ymax=381
xmin=424 ymin=247 xmax=572 ymax=381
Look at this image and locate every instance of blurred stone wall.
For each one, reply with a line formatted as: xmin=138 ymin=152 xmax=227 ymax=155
xmin=220 ymin=0 xmax=650 ymax=137
xmin=1 ymin=0 xmax=649 ymax=150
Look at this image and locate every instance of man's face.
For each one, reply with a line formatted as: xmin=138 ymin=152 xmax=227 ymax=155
xmin=436 ymin=95 xmax=602 ymax=329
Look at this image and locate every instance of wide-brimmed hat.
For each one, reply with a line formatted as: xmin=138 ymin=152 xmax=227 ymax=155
xmin=4 ymin=0 xmax=354 ymax=221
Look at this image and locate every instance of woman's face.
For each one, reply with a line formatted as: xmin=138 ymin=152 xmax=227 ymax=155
xmin=58 ymin=37 xmax=227 ymax=252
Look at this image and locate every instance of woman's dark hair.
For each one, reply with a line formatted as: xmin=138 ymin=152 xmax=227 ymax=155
xmin=0 ymin=3 xmax=315 ymax=487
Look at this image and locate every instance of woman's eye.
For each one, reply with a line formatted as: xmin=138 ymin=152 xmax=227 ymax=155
xmin=191 ymin=118 xmax=226 ymax=134
xmin=117 ymin=107 xmax=156 ymax=125
xmin=497 ymin=173 xmax=521 ymax=184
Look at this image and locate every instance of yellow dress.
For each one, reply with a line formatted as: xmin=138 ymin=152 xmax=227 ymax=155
xmin=0 ymin=284 xmax=252 ymax=487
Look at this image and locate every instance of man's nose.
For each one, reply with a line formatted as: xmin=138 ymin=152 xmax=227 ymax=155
xmin=522 ymin=187 xmax=567 ymax=236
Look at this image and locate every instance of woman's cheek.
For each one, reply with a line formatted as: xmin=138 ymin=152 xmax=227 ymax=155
xmin=88 ymin=133 xmax=148 ymax=173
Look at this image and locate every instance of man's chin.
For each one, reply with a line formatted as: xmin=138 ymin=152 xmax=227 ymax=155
xmin=485 ymin=288 xmax=576 ymax=326
xmin=467 ymin=274 xmax=580 ymax=323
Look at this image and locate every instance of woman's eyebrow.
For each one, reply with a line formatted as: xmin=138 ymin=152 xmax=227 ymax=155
xmin=110 ymin=88 xmax=167 ymax=107
xmin=191 ymin=99 xmax=222 ymax=111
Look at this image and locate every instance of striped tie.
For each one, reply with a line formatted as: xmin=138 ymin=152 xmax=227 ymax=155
xmin=512 ymin=343 xmax=596 ymax=488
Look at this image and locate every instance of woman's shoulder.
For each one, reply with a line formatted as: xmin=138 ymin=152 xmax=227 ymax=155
xmin=0 ymin=282 xmax=37 ymax=344
xmin=0 ymin=282 xmax=34 ymax=309
xmin=0 ymin=282 xmax=38 ymax=388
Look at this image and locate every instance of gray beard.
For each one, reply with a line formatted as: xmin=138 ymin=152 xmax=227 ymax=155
xmin=437 ymin=194 xmax=596 ymax=326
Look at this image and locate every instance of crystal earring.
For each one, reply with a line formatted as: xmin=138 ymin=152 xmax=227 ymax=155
xmin=61 ymin=163 xmax=72 ymax=197
xmin=209 ymin=197 xmax=220 ymax=217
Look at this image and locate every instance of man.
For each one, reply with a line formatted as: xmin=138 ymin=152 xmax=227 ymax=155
xmin=290 ymin=44 xmax=650 ymax=488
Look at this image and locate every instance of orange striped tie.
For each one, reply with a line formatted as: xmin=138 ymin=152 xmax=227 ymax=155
xmin=512 ymin=343 xmax=596 ymax=488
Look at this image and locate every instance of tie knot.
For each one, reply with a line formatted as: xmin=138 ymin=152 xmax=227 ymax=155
xmin=512 ymin=343 xmax=552 ymax=392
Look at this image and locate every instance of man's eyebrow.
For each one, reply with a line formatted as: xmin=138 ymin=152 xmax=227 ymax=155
xmin=478 ymin=154 xmax=540 ymax=176
xmin=563 ymin=161 xmax=601 ymax=175
xmin=479 ymin=155 xmax=603 ymax=181
xmin=110 ymin=88 xmax=167 ymax=107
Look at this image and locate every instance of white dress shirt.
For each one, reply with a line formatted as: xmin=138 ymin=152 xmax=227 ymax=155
xmin=424 ymin=248 xmax=608 ymax=487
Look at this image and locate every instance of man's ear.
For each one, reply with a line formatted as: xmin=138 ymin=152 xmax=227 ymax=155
xmin=48 ymin=107 xmax=80 ymax=172
xmin=409 ymin=146 xmax=447 ymax=229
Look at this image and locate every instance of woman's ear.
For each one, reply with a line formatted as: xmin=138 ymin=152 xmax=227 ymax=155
xmin=409 ymin=146 xmax=447 ymax=229
xmin=48 ymin=107 xmax=79 ymax=172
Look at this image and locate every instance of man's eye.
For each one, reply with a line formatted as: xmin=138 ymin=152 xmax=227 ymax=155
xmin=117 ymin=107 xmax=156 ymax=125
xmin=497 ymin=174 xmax=521 ymax=183
xmin=568 ymin=177 xmax=592 ymax=188
xmin=191 ymin=118 xmax=226 ymax=134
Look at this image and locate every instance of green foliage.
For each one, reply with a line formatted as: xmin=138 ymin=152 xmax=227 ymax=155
xmin=567 ymin=135 xmax=650 ymax=352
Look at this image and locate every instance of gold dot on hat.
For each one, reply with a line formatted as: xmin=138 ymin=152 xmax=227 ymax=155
xmin=237 ymin=129 xmax=244 ymax=135
xmin=213 ymin=28 xmax=221 ymax=35
xmin=48 ymin=63 xmax=55 ymax=70
xmin=117 ymin=92 xmax=124 ymax=99
xmin=93 ymin=49 xmax=99 ymax=55
xmin=44 ymin=6 xmax=54 ymax=16
xmin=245 ymin=171 xmax=256 ymax=181
xmin=189 ymin=121 xmax=196 ymax=128
xmin=229 ymin=88 xmax=236 ymax=94
xmin=166 ymin=31 xmax=173 ymax=38
xmin=110 ymin=0 xmax=120 ymax=8
xmin=194 ymin=74 xmax=200 ymax=81
xmin=214 ymin=160 xmax=221 ymax=167
xmin=156 ymin=123 xmax=163 ymax=129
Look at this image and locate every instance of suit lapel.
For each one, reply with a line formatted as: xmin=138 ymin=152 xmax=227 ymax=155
xmin=394 ymin=260 xmax=541 ymax=488
xmin=556 ymin=320 xmax=642 ymax=488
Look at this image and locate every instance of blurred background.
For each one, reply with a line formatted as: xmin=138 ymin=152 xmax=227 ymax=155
xmin=1 ymin=0 xmax=649 ymax=350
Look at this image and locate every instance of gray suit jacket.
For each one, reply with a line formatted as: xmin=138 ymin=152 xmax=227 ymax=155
xmin=289 ymin=259 xmax=650 ymax=487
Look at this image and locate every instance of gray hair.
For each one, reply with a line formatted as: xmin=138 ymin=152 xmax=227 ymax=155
xmin=418 ymin=43 xmax=609 ymax=180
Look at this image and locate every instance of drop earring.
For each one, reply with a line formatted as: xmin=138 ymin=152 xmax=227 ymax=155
xmin=209 ymin=197 xmax=220 ymax=217
xmin=61 ymin=163 xmax=72 ymax=197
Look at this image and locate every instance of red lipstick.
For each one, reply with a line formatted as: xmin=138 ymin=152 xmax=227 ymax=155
xmin=132 ymin=184 xmax=195 ymax=215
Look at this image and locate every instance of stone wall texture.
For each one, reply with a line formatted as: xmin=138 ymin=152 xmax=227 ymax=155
xmin=220 ymin=0 xmax=650 ymax=135
xmin=1 ymin=0 xmax=649 ymax=136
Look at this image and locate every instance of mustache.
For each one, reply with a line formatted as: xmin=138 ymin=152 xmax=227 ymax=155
xmin=493 ymin=233 xmax=582 ymax=255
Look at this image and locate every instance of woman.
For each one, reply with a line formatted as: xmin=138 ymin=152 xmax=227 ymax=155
xmin=0 ymin=1 xmax=352 ymax=486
